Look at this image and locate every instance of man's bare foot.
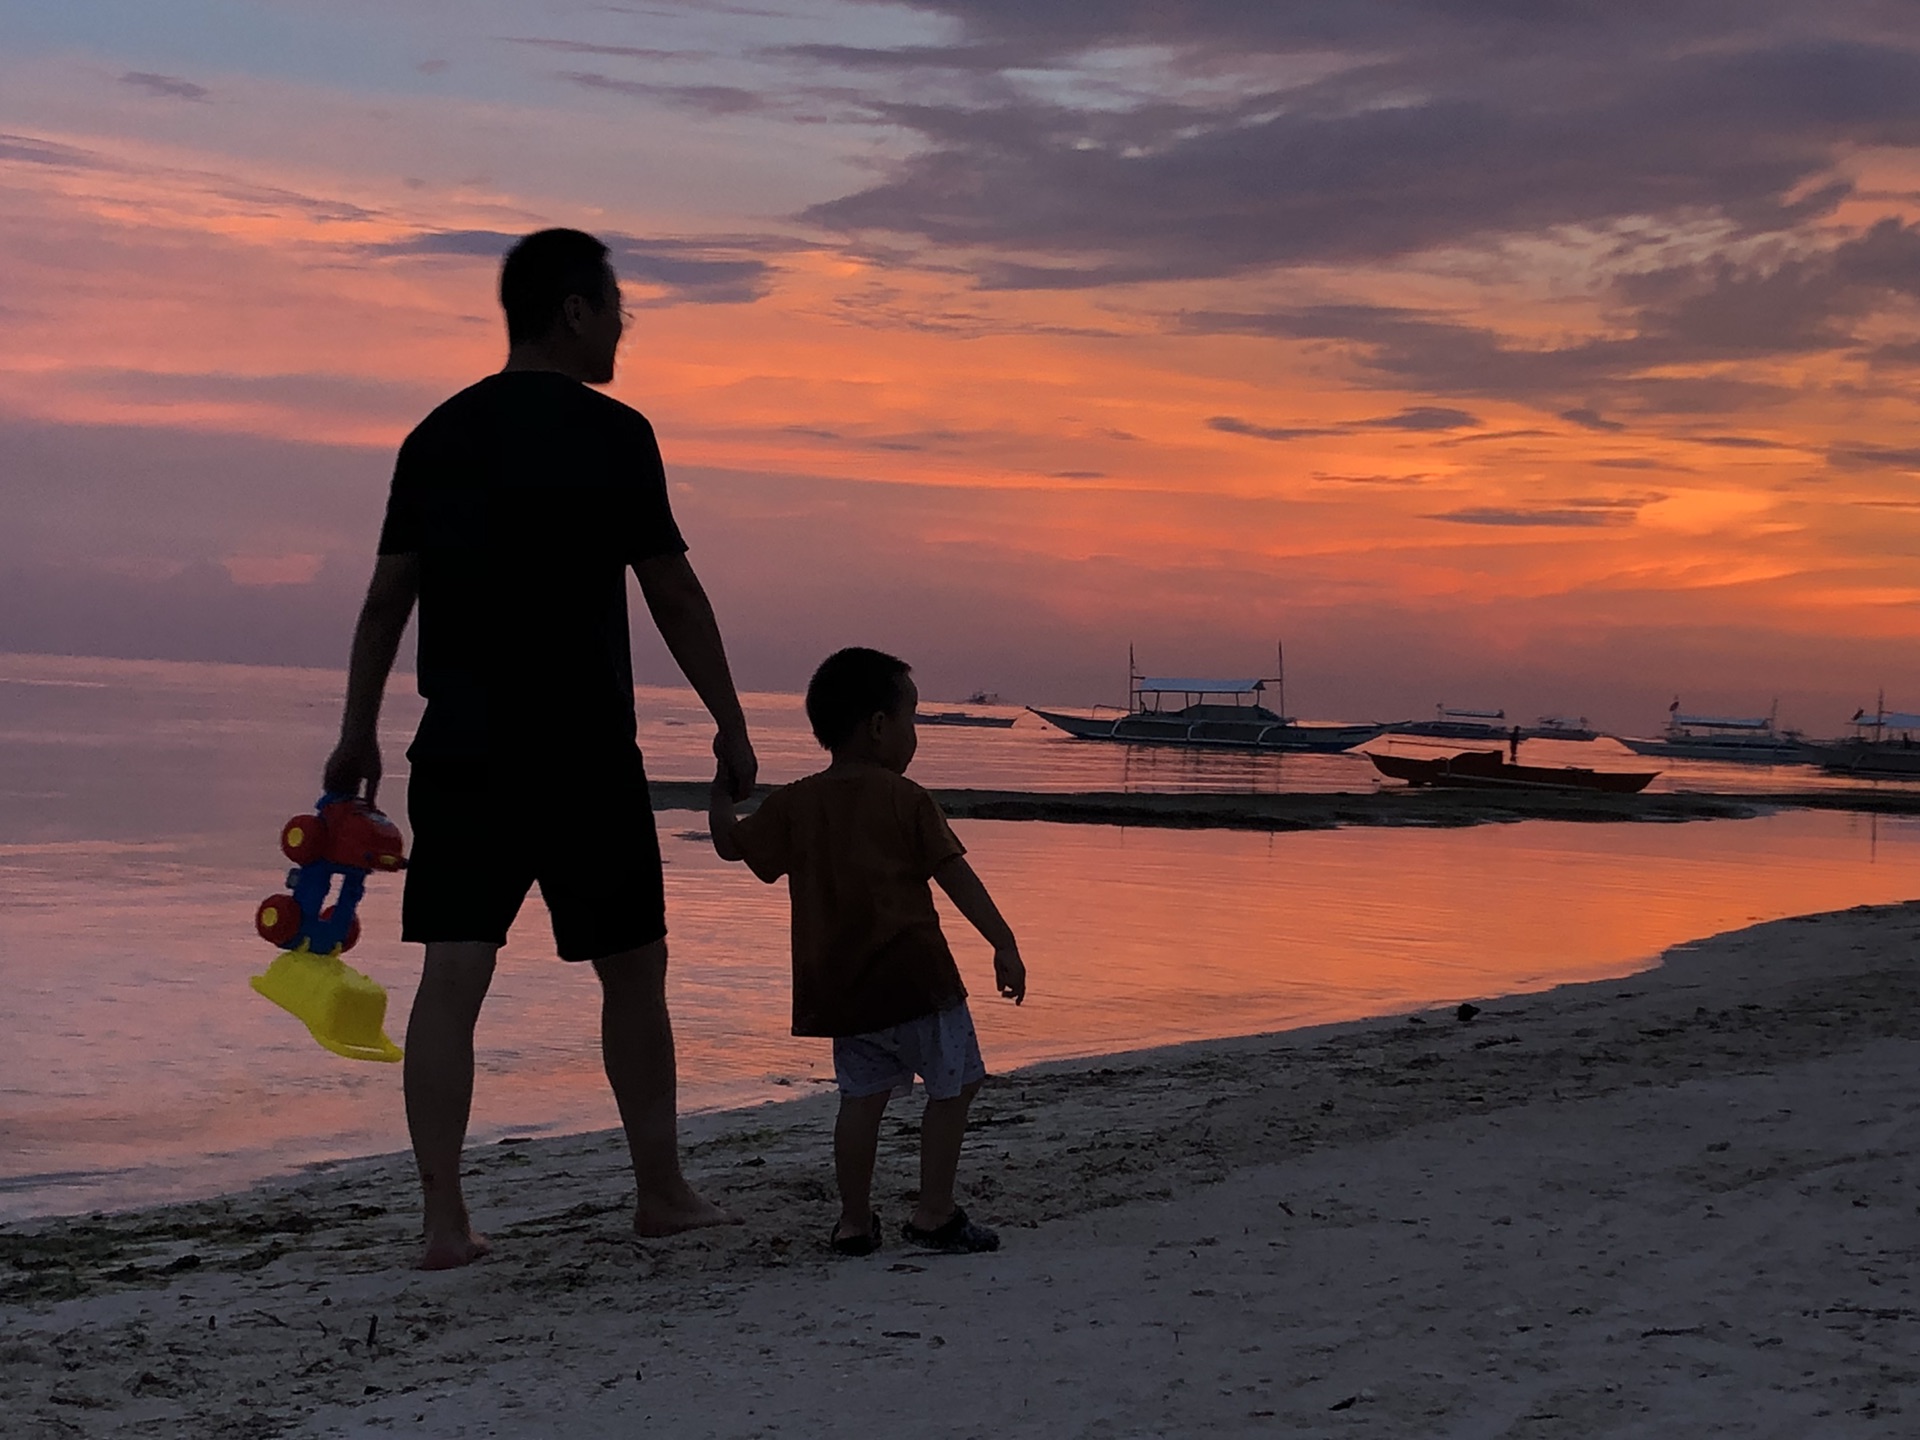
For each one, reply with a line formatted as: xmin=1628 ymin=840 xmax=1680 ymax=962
xmin=632 ymin=1188 xmax=739 ymax=1238
xmin=418 ymin=1227 xmax=492 ymax=1271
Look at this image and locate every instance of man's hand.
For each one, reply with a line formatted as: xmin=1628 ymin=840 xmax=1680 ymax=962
xmin=323 ymin=733 xmax=383 ymax=807
xmin=713 ymin=727 xmax=757 ymax=802
xmin=994 ymin=944 xmax=1027 ymax=1005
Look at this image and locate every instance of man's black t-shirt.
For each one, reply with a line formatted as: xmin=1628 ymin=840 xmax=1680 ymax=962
xmin=377 ymin=371 xmax=687 ymax=762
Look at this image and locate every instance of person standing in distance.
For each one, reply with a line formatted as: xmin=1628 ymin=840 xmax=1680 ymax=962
xmin=324 ymin=228 xmax=757 ymax=1270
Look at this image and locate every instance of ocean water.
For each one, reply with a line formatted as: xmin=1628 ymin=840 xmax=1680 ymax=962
xmin=2 ymin=652 xmax=1916 ymax=1221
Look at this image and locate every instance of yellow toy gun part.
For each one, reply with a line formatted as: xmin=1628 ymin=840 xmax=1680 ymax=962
xmin=251 ymin=942 xmax=403 ymax=1063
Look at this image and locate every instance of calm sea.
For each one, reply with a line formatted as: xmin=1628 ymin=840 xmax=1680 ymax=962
xmin=2 ymin=652 xmax=1915 ymax=1220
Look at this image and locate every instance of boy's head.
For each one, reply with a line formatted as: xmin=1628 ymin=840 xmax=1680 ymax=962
xmin=806 ymin=647 xmax=917 ymax=770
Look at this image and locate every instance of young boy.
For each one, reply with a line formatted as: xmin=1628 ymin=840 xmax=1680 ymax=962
xmin=709 ymin=647 xmax=1026 ymax=1255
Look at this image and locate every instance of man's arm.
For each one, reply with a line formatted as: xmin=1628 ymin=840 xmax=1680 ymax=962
xmin=931 ymin=854 xmax=1026 ymax=1004
xmin=322 ymin=553 xmax=420 ymax=806
xmin=634 ymin=550 xmax=756 ymax=800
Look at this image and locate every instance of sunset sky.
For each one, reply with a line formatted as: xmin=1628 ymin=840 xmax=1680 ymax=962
xmin=4 ymin=1 xmax=1920 ymax=730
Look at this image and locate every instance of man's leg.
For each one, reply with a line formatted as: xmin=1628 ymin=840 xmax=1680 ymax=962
xmin=404 ymin=940 xmax=498 ymax=1270
xmin=910 ymin=1079 xmax=981 ymax=1233
xmin=593 ymin=940 xmax=735 ymax=1236
xmin=833 ymin=1092 xmax=891 ymax=1242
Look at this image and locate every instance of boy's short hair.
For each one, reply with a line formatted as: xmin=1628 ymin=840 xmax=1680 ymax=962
xmin=806 ymin=647 xmax=912 ymax=750
xmin=499 ymin=228 xmax=612 ymax=344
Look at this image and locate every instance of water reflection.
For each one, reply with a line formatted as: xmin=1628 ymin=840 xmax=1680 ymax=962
xmin=2 ymin=652 xmax=1918 ymax=1221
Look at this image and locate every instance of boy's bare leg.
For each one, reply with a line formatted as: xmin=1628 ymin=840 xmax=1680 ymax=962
xmin=405 ymin=941 xmax=499 ymax=1270
xmin=911 ymin=1079 xmax=981 ymax=1233
xmin=594 ymin=941 xmax=735 ymax=1236
xmin=833 ymin=1092 xmax=891 ymax=1241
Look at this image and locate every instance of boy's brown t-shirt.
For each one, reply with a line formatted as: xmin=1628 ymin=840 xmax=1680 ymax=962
xmin=729 ymin=765 xmax=967 ymax=1038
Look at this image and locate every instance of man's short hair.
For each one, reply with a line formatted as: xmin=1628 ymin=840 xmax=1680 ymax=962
xmin=499 ymin=229 xmax=612 ymax=344
xmin=806 ymin=647 xmax=913 ymax=750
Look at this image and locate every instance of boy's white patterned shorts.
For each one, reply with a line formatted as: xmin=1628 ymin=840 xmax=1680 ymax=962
xmin=832 ymin=1001 xmax=986 ymax=1100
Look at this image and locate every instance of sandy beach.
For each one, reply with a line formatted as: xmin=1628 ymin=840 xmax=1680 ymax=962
xmin=5 ymin=900 xmax=1919 ymax=1437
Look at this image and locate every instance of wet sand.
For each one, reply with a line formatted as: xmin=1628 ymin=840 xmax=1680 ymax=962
xmin=5 ymin=902 xmax=1920 ymax=1436
xmin=651 ymin=780 xmax=1920 ymax=831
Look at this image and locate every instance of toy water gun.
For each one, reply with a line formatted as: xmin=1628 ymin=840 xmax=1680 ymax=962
xmin=251 ymin=794 xmax=406 ymax=1063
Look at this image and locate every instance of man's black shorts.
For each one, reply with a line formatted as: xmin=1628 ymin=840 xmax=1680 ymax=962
xmin=401 ymin=748 xmax=665 ymax=961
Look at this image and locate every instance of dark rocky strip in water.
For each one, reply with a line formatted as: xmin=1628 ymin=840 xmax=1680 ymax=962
xmin=647 ymin=781 xmax=1920 ymax=831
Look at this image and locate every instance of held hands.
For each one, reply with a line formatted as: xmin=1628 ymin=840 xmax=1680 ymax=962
xmin=322 ymin=734 xmax=383 ymax=807
xmin=712 ymin=727 xmax=758 ymax=802
xmin=994 ymin=943 xmax=1027 ymax=1006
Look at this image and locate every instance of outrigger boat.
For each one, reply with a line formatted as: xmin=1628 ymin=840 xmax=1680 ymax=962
xmin=1390 ymin=705 xmax=1510 ymax=740
xmin=1028 ymin=646 xmax=1386 ymax=754
xmin=1369 ymin=748 xmax=1657 ymax=794
xmin=1615 ymin=700 xmax=1825 ymax=765
xmin=1823 ymin=698 xmax=1920 ymax=777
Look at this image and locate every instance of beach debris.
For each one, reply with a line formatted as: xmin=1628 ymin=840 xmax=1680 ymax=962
xmin=1456 ymin=1003 xmax=1482 ymax=1022
xmin=1329 ymin=1394 xmax=1359 ymax=1411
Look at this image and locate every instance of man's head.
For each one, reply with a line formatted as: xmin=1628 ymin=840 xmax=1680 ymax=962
xmin=499 ymin=229 xmax=623 ymax=383
xmin=806 ymin=647 xmax=918 ymax=770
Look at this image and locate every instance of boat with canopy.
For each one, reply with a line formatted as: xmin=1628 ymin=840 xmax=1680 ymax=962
xmin=1028 ymin=647 xmax=1385 ymax=754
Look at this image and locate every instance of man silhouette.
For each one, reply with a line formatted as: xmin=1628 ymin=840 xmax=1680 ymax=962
xmin=324 ymin=228 xmax=756 ymax=1269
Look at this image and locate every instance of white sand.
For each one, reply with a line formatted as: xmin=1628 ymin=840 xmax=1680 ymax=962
xmin=5 ymin=902 xmax=1920 ymax=1437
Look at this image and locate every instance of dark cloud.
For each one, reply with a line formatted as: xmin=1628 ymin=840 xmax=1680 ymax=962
xmin=1211 ymin=406 xmax=1477 ymax=442
xmin=369 ymin=228 xmax=778 ymax=305
xmin=1828 ymin=443 xmax=1920 ymax=471
xmin=503 ymin=37 xmax=695 ymax=62
xmin=1361 ymin=406 xmax=1478 ymax=432
xmin=1208 ymin=415 xmax=1342 ymax=441
xmin=1427 ymin=505 xmax=1638 ymax=528
xmin=0 ymin=131 xmax=105 ymax=169
xmin=1691 ymin=435 xmax=1795 ymax=450
xmin=1182 ymin=220 xmax=1920 ymax=419
xmin=779 ymin=42 xmax=1023 ymax=73
xmin=562 ymin=71 xmax=764 ymax=115
xmin=1562 ymin=408 xmax=1626 ymax=432
xmin=119 ymin=72 xmax=210 ymax=102
xmin=804 ymin=8 xmax=1920 ymax=286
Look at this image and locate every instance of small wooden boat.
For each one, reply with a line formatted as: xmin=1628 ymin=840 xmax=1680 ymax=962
xmin=1369 ymin=749 xmax=1657 ymax=794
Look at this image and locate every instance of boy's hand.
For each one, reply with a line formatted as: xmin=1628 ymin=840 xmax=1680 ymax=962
xmin=994 ymin=944 xmax=1026 ymax=1005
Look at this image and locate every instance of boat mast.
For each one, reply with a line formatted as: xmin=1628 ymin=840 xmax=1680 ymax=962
xmin=1277 ymin=640 xmax=1286 ymax=724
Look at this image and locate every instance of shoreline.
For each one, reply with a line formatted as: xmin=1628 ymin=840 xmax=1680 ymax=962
xmin=5 ymin=900 xmax=1920 ymax=1434
xmin=648 ymin=779 xmax=1920 ymax=830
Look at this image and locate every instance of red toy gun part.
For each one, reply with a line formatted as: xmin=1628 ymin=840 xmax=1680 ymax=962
xmin=255 ymin=894 xmax=301 ymax=947
xmin=280 ymin=815 xmax=323 ymax=865
xmin=318 ymin=905 xmax=362 ymax=953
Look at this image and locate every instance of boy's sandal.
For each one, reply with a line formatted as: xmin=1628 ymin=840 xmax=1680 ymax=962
xmin=830 ymin=1214 xmax=882 ymax=1257
xmin=900 ymin=1206 xmax=1000 ymax=1254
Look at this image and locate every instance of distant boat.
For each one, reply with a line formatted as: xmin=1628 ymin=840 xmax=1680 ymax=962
xmin=1615 ymin=700 xmax=1825 ymax=765
xmin=1028 ymin=646 xmax=1385 ymax=754
xmin=1528 ymin=715 xmax=1598 ymax=741
xmin=1823 ymin=701 xmax=1920 ymax=777
xmin=916 ymin=710 xmax=1017 ymax=729
xmin=1369 ymin=749 xmax=1657 ymax=794
xmin=1389 ymin=705 xmax=1510 ymax=740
